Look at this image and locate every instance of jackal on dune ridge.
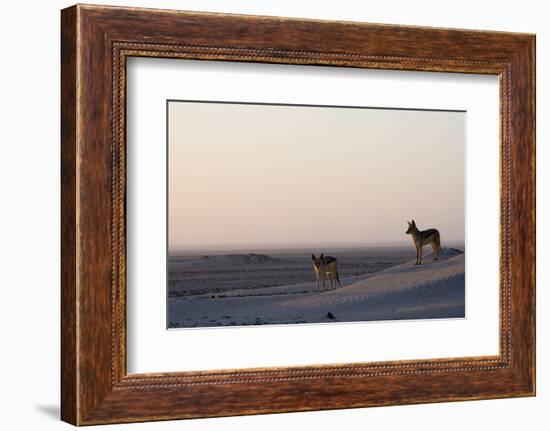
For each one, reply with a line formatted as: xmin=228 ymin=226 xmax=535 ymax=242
xmin=405 ymin=220 xmax=441 ymax=265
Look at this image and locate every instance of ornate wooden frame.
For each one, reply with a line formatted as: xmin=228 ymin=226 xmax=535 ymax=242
xmin=61 ymin=4 xmax=535 ymax=425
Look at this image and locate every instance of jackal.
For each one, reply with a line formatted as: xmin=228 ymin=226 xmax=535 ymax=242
xmin=311 ymin=254 xmax=341 ymax=291
xmin=405 ymin=220 xmax=441 ymax=265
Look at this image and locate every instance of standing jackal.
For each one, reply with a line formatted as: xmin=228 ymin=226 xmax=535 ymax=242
xmin=311 ymin=254 xmax=341 ymax=291
xmin=405 ymin=220 xmax=441 ymax=265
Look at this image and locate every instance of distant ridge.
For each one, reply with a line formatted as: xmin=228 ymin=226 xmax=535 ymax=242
xmin=199 ymin=253 xmax=280 ymax=264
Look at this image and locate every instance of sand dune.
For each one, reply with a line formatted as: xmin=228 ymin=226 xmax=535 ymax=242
xmin=168 ymin=248 xmax=412 ymax=298
xmin=168 ymin=248 xmax=465 ymax=328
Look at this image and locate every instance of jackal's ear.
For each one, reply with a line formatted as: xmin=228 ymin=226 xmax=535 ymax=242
xmin=412 ymin=219 xmax=416 ymax=226
xmin=311 ymin=254 xmax=316 ymax=260
xmin=320 ymin=253 xmax=324 ymax=259
xmin=407 ymin=220 xmax=411 ymax=226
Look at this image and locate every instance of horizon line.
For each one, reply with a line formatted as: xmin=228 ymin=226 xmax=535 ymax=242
xmin=168 ymin=242 xmax=466 ymax=254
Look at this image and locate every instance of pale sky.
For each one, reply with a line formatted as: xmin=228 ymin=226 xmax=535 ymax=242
xmin=168 ymin=101 xmax=465 ymax=251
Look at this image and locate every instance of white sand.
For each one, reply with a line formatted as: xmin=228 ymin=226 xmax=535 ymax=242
xmin=168 ymin=248 xmax=465 ymax=327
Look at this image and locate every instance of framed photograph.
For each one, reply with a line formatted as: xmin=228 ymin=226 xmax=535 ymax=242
xmin=61 ymin=4 xmax=535 ymax=425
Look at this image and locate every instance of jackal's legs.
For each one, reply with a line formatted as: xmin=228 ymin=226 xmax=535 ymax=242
xmin=415 ymin=245 xmax=422 ymax=265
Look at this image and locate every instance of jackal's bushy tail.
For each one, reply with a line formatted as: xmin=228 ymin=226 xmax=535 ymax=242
xmin=435 ymin=231 xmax=442 ymax=252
